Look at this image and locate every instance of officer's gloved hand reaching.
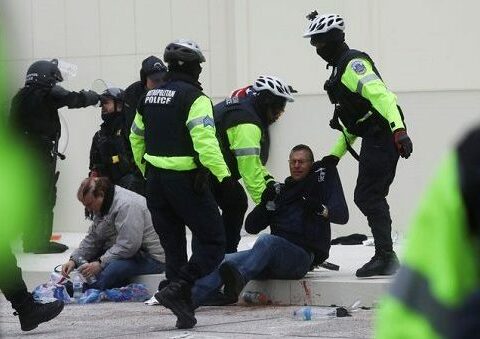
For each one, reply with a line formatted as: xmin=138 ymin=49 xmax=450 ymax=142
xmin=393 ymin=129 xmax=413 ymax=159
xmin=81 ymin=90 xmax=100 ymax=106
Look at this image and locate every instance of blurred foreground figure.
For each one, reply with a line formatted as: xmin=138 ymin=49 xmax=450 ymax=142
xmin=0 ymin=59 xmax=64 ymax=331
xmin=376 ymin=126 xmax=480 ymax=339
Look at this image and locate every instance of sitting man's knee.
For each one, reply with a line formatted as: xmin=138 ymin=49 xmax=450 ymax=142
xmin=254 ymin=234 xmax=278 ymax=248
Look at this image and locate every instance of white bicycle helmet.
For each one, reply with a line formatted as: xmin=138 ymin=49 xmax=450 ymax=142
xmin=303 ymin=12 xmax=345 ymax=38
xmin=252 ymin=75 xmax=295 ymax=102
xmin=164 ymin=38 xmax=206 ymax=63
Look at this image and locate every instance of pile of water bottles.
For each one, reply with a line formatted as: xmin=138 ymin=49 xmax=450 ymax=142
xmin=33 ymin=257 xmax=151 ymax=305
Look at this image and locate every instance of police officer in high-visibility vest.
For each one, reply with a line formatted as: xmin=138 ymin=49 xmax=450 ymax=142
xmin=303 ymin=12 xmax=413 ymax=277
xmin=130 ymin=39 xmax=231 ymax=329
xmin=213 ymin=75 xmax=295 ymax=253
xmin=376 ymin=127 xmax=480 ymax=339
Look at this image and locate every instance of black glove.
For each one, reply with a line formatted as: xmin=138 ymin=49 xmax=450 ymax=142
xmin=319 ymin=155 xmax=340 ymax=167
xmin=303 ymin=196 xmax=327 ymax=217
xmin=81 ymin=90 xmax=100 ymax=106
xmin=193 ymin=168 xmax=211 ymax=193
xmin=393 ymin=129 xmax=413 ymax=159
xmin=261 ymin=181 xmax=279 ymax=204
xmin=219 ymin=176 xmax=236 ymax=191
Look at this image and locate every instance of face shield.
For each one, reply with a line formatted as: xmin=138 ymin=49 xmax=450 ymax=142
xmin=55 ymin=59 xmax=78 ymax=82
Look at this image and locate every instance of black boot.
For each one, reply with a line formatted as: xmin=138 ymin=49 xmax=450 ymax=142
xmin=13 ymin=294 xmax=64 ymax=331
xmin=355 ymin=250 xmax=399 ymax=278
xmin=155 ymin=281 xmax=197 ymax=329
xmin=219 ymin=262 xmax=245 ymax=302
xmin=201 ymin=290 xmax=238 ymax=306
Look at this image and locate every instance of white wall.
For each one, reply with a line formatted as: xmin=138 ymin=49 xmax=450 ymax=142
xmin=1 ymin=0 xmax=479 ymax=237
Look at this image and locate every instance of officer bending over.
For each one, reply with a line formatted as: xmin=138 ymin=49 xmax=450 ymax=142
xmin=213 ymin=75 xmax=295 ymax=253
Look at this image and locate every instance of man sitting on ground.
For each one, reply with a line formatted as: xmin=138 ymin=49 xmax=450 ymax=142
xmin=191 ymin=144 xmax=349 ymax=306
xmin=61 ymin=177 xmax=165 ymax=290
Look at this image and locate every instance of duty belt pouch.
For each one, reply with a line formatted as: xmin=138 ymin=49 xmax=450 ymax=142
xmin=324 ymin=79 xmax=338 ymax=104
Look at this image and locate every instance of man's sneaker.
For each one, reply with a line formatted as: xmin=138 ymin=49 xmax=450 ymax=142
xmin=219 ymin=262 xmax=245 ymax=302
xmin=144 ymin=294 xmax=160 ymax=306
xmin=355 ymin=250 xmax=399 ymax=278
xmin=14 ymin=299 xmax=64 ymax=331
xmin=155 ymin=282 xmax=197 ymax=329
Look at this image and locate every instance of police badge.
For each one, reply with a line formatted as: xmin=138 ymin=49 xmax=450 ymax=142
xmin=351 ymin=60 xmax=366 ymax=75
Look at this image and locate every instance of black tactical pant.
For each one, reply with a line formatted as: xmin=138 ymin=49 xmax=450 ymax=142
xmin=212 ymin=179 xmax=248 ymax=253
xmin=0 ymin=239 xmax=30 ymax=309
xmin=145 ymin=166 xmax=225 ymax=287
xmin=23 ymin=151 xmax=57 ymax=251
xmin=354 ymin=131 xmax=399 ymax=252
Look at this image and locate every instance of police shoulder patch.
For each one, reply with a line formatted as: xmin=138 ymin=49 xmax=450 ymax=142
xmin=351 ymin=59 xmax=367 ymax=75
xmin=203 ymin=116 xmax=215 ymax=128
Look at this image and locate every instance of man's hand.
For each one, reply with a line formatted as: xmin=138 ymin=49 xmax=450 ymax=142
xmin=61 ymin=260 xmax=76 ymax=278
xmin=303 ymin=196 xmax=328 ymax=218
xmin=78 ymin=261 xmax=102 ymax=279
xmin=393 ymin=129 xmax=413 ymax=159
xmin=319 ymin=155 xmax=340 ymax=167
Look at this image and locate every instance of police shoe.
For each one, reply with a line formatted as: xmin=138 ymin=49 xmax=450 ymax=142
xmin=355 ymin=250 xmax=400 ymax=278
xmin=155 ymin=281 xmax=197 ymax=329
xmin=14 ymin=295 xmax=64 ymax=331
xmin=219 ymin=262 xmax=246 ymax=302
xmin=201 ymin=290 xmax=238 ymax=307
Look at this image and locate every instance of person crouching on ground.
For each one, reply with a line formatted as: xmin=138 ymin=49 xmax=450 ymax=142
xmin=61 ymin=177 xmax=165 ymax=290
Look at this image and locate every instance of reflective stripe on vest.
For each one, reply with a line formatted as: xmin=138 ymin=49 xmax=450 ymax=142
xmin=144 ymin=154 xmax=197 ymax=171
xmin=131 ymin=122 xmax=144 ymax=137
xmin=233 ymin=147 xmax=260 ymax=157
xmin=390 ymin=265 xmax=454 ymax=337
xmin=186 ymin=115 xmax=214 ymax=131
xmin=355 ymin=73 xmax=380 ymax=95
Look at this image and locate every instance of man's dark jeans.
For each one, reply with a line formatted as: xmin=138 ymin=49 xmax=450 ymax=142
xmin=191 ymin=234 xmax=313 ymax=306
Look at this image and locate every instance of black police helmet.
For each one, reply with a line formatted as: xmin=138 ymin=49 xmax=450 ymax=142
xmin=100 ymin=87 xmax=125 ymax=104
xmin=25 ymin=59 xmax=63 ymax=87
xmin=140 ymin=56 xmax=167 ymax=85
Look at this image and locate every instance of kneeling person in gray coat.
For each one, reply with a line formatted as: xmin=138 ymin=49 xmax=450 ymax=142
xmin=62 ymin=177 xmax=165 ymax=290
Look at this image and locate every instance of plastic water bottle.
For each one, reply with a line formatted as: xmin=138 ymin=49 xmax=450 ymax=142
xmin=241 ymin=291 xmax=271 ymax=305
xmin=72 ymin=271 xmax=84 ymax=301
xmin=293 ymin=306 xmax=337 ymax=320
xmin=293 ymin=300 xmax=361 ymax=321
xmin=78 ymin=257 xmax=97 ymax=284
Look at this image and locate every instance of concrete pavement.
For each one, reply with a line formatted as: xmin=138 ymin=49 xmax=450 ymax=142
xmin=0 ymin=296 xmax=375 ymax=338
